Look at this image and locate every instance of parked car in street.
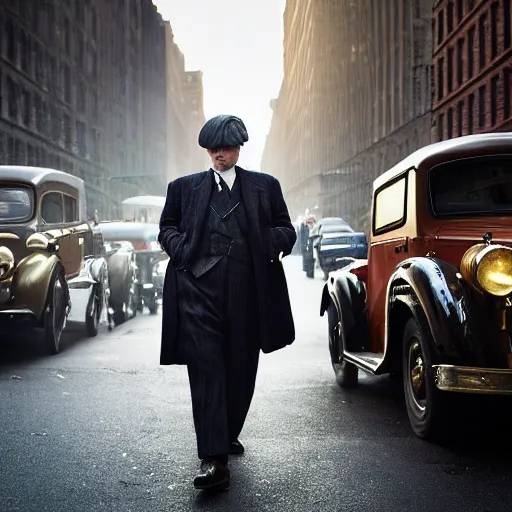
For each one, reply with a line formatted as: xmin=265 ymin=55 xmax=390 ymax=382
xmin=317 ymin=231 xmax=368 ymax=279
xmin=0 ymin=166 xmax=109 ymax=354
xmin=103 ymin=240 xmax=138 ymax=326
xmin=304 ymin=217 xmax=354 ymax=278
xmin=98 ymin=221 xmax=167 ymax=315
xmin=320 ymin=133 xmax=512 ymax=440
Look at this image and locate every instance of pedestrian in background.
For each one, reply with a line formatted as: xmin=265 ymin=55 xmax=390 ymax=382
xmin=158 ymin=115 xmax=296 ymax=490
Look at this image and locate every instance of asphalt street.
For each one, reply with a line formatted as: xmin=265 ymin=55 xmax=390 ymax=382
xmin=1 ymin=256 xmax=512 ymax=512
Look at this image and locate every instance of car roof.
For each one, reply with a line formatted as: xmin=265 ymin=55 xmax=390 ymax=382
xmin=98 ymin=221 xmax=159 ymax=241
xmin=0 ymin=166 xmax=85 ymax=190
xmin=373 ymin=132 xmax=512 ymax=191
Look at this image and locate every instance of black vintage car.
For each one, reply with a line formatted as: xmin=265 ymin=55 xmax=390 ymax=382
xmin=304 ymin=217 xmax=354 ymax=278
xmin=98 ymin=221 xmax=167 ymax=316
xmin=0 ymin=166 xmax=109 ymax=353
xmin=317 ymin=231 xmax=368 ymax=279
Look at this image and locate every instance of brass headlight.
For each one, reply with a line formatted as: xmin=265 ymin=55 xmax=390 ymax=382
xmin=460 ymin=243 xmax=512 ymax=297
xmin=0 ymin=246 xmax=15 ymax=281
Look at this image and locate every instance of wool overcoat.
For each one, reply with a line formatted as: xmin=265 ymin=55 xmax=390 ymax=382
xmin=158 ymin=166 xmax=297 ymax=365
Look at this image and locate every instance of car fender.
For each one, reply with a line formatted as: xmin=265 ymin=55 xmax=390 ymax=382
xmin=89 ymin=256 xmax=107 ymax=283
xmin=320 ymin=270 xmax=367 ymax=352
xmin=11 ymin=252 xmax=61 ymax=320
xmin=383 ymin=257 xmax=485 ymax=369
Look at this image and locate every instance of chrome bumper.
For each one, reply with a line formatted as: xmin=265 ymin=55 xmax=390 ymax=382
xmin=434 ymin=364 xmax=512 ymax=394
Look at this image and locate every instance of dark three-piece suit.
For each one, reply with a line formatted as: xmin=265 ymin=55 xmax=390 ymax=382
xmin=158 ymin=166 xmax=296 ymax=460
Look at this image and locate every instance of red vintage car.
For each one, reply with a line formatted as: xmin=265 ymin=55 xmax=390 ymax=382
xmin=321 ymin=133 xmax=512 ymax=439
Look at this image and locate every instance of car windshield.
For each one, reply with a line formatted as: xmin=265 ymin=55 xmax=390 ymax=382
xmin=0 ymin=187 xmax=33 ymax=222
xmin=321 ymin=224 xmax=353 ymax=233
xmin=430 ymin=156 xmax=512 ymax=216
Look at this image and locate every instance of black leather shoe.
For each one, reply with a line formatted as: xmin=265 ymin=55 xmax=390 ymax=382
xmin=193 ymin=460 xmax=230 ymax=490
xmin=229 ymin=439 xmax=245 ymax=455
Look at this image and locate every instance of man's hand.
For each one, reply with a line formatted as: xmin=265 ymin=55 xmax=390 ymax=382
xmin=268 ymin=178 xmax=296 ymax=261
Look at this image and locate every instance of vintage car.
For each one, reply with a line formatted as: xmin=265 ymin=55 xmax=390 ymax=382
xmin=317 ymin=231 xmax=368 ymax=280
xmin=304 ymin=217 xmax=354 ymax=278
xmin=102 ymin=240 xmax=138 ymax=326
xmin=320 ymin=133 xmax=512 ymax=440
xmin=0 ymin=166 xmax=109 ymax=353
xmin=98 ymin=221 xmax=167 ymax=315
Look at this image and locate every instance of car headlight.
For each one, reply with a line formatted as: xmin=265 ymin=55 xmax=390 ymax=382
xmin=0 ymin=246 xmax=15 ymax=281
xmin=460 ymin=244 xmax=512 ymax=297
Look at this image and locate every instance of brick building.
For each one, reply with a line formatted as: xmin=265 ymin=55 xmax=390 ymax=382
xmin=432 ymin=0 xmax=512 ymax=141
xmin=0 ymin=0 xmax=174 ymax=219
xmin=261 ymin=0 xmax=435 ymax=232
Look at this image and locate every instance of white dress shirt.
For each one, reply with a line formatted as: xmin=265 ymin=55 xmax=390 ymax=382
xmin=213 ymin=166 xmax=236 ymax=191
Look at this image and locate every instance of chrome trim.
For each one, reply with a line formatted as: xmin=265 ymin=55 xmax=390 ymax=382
xmin=0 ymin=233 xmax=20 ymax=240
xmin=0 ymin=308 xmax=35 ymax=316
xmin=434 ymin=364 xmax=512 ymax=394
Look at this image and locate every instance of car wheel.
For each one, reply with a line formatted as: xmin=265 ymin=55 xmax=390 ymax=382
xmin=402 ymin=316 xmax=447 ymax=440
xmin=85 ymin=285 xmax=101 ymax=337
xmin=44 ymin=267 xmax=67 ymax=355
xmin=327 ymin=301 xmax=358 ymax=388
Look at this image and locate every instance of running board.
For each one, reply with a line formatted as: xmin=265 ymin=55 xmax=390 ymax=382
xmin=343 ymin=351 xmax=384 ymax=374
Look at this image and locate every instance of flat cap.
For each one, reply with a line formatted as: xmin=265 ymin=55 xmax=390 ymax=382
xmin=198 ymin=115 xmax=249 ymax=149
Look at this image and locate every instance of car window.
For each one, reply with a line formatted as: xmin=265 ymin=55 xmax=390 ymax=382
xmin=63 ymin=194 xmax=78 ymax=222
xmin=0 ymin=187 xmax=33 ymax=222
xmin=374 ymin=175 xmax=407 ymax=233
xmin=430 ymin=156 xmax=512 ymax=216
xmin=41 ymin=192 xmax=64 ymax=224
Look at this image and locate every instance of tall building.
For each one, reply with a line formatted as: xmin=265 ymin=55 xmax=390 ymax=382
xmin=183 ymin=71 xmax=209 ymax=173
xmin=261 ymin=0 xmax=435 ymax=232
xmin=432 ymin=0 xmax=512 ymax=141
xmin=0 ymin=0 xmax=169 ymax=219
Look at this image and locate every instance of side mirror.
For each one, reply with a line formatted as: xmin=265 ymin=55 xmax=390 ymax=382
xmin=26 ymin=233 xmax=59 ymax=253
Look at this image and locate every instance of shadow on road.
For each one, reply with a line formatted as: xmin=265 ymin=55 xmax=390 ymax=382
xmin=0 ymin=324 xmax=102 ymax=367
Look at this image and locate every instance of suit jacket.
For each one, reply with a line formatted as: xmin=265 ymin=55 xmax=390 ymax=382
xmin=158 ymin=166 xmax=297 ymax=365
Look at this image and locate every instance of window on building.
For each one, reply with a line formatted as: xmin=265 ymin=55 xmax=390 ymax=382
xmin=47 ymin=2 xmax=55 ymax=44
xmin=63 ymin=64 xmax=71 ymax=103
xmin=91 ymin=7 xmax=98 ymax=40
xmin=468 ymin=26 xmax=475 ymax=78
xmin=19 ymin=30 xmax=29 ymax=72
xmin=478 ymin=85 xmax=486 ymax=128
xmin=27 ymin=144 xmax=35 ymax=166
xmin=457 ymin=0 xmax=463 ymax=23
xmin=457 ymin=38 xmax=464 ymax=85
xmin=505 ymin=0 xmax=511 ymax=49
xmin=6 ymin=77 xmax=18 ymax=120
xmin=91 ymin=90 xmax=99 ymax=120
xmin=438 ymin=11 xmax=445 ymax=45
xmin=491 ymin=2 xmax=499 ymax=59
xmin=374 ymin=175 xmax=408 ymax=234
xmin=6 ymin=20 xmax=16 ymax=64
xmin=468 ymin=0 xmax=475 ymax=10
xmin=77 ymin=81 xmax=86 ymax=113
xmin=491 ymin=74 xmax=499 ymax=126
xmin=20 ymin=89 xmax=30 ymax=127
xmin=41 ymin=100 xmax=48 ymax=137
xmin=447 ymin=1 xmax=454 ymax=33
xmin=63 ymin=114 xmax=71 ymax=149
xmin=437 ymin=57 xmax=444 ymax=101
xmin=41 ymin=193 xmax=64 ymax=224
xmin=76 ymin=33 xmax=85 ymax=70
xmin=64 ymin=17 xmax=71 ymax=54
xmin=448 ymin=47 xmax=454 ymax=93
xmin=447 ymin=108 xmax=453 ymax=139
xmin=505 ymin=69 xmax=511 ymax=120
xmin=438 ymin=112 xmax=445 ymax=140
xmin=468 ymin=93 xmax=475 ymax=134
xmin=48 ymin=56 xmax=57 ymax=95
xmin=76 ymin=121 xmax=86 ymax=157
xmin=457 ymin=100 xmax=464 ymax=137
xmin=479 ymin=14 xmax=487 ymax=70
xmin=51 ymin=105 xmax=61 ymax=142
xmin=34 ymin=95 xmax=42 ymax=132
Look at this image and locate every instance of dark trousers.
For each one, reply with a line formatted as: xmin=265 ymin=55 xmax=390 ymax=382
xmin=176 ymin=257 xmax=260 ymax=461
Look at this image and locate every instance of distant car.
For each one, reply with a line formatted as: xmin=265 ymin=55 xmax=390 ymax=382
xmin=98 ymin=221 xmax=167 ymax=315
xmin=317 ymin=231 xmax=368 ymax=279
xmin=0 ymin=166 xmax=108 ymax=353
xmin=320 ymin=133 xmax=512 ymax=440
xmin=304 ymin=218 xmax=354 ymax=278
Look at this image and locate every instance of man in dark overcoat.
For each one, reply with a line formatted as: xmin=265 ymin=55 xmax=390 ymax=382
xmin=158 ymin=115 xmax=296 ymax=490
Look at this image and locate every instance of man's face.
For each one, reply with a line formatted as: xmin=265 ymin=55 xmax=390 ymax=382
xmin=207 ymin=146 xmax=240 ymax=171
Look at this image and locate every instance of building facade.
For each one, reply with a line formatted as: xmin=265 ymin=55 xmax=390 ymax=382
xmin=432 ymin=0 xmax=512 ymax=141
xmin=261 ymin=0 xmax=435 ymax=232
xmin=183 ymin=70 xmax=209 ymax=173
xmin=0 ymin=0 xmax=170 ymax=219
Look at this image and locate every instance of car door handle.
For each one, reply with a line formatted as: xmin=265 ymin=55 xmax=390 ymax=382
xmin=395 ymin=243 xmax=408 ymax=254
